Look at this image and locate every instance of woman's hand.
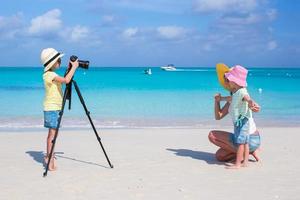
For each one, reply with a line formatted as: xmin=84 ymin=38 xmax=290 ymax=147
xmin=215 ymin=93 xmax=231 ymax=102
xmin=214 ymin=93 xmax=230 ymax=120
xmin=214 ymin=93 xmax=221 ymax=102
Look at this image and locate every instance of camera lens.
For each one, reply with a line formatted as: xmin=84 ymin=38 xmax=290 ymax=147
xmin=70 ymin=55 xmax=89 ymax=69
xmin=78 ymin=60 xmax=89 ymax=69
xmin=69 ymin=55 xmax=89 ymax=69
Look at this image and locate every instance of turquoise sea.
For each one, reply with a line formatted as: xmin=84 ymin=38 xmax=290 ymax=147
xmin=1 ymin=67 xmax=300 ymax=130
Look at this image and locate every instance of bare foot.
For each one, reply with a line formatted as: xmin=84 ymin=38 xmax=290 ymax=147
xmin=49 ymin=158 xmax=57 ymax=171
xmin=44 ymin=155 xmax=57 ymax=171
xmin=242 ymin=162 xmax=249 ymax=167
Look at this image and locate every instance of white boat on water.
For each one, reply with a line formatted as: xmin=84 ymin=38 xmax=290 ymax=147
xmin=160 ymin=64 xmax=176 ymax=71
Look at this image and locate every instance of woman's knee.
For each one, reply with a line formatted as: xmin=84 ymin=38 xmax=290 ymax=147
xmin=208 ymin=130 xmax=216 ymax=143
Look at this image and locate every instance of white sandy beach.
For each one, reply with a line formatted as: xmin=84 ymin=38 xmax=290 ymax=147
xmin=1 ymin=127 xmax=300 ymax=200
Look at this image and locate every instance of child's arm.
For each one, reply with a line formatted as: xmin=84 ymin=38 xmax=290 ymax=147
xmin=214 ymin=93 xmax=230 ymax=120
xmin=243 ymin=95 xmax=260 ymax=112
xmin=54 ymin=60 xmax=79 ymax=84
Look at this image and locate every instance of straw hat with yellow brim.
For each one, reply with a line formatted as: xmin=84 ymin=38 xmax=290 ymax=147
xmin=216 ymin=63 xmax=231 ymax=91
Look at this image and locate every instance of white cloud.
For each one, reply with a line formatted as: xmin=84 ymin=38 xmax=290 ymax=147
xmin=157 ymin=26 xmax=187 ymax=40
xmin=122 ymin=27 xmax=139 ymax=39
xmin=27 ymin=9 xmax=92 ymax=43
xmin=28 ymin=9 xmax=62 ymax=35
xmin=69 ymin=25 xmax=89 ymax=42
xmin=194 ymin=0 xmax=257 ymax=13
xmin=267 ymin=40 xmax=277 ymax=50
xmin=0 ymin=13 xmax=23 ymax=39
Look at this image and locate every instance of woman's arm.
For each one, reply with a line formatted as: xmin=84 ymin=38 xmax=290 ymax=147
xmin=214 ymin=93 xmax=230 ymax=120
xmin=54 ymin=60 xmax=79 ymax=84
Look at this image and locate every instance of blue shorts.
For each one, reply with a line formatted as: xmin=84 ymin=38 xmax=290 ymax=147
xmin=229 ymin=132 xmax=261 ymax=152
xmin=234 ymin=117 xmax=249 ymax=144
xmin=44 ymin=111 xmax=60 ymax=129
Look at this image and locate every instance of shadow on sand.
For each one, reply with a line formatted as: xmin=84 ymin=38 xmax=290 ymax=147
xmin=26 ymin=151 xmax=110 ymax=169
xmin=25 ymin=151 xmax=46 ymax=167
xmin=167 ymin=148 xmax=223 ymax=165
xmin=55 ymin=154 xmax=110 ymax=169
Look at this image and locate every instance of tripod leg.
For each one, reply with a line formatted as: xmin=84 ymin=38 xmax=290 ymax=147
xmin=43 ymin=86 xmax=70 ymax=177
xmin=72 ymin=80 xmax=114 ymax=168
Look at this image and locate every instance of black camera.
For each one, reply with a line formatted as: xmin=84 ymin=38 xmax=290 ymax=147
xmin=70 ymin=55 xmax=89 ymax=69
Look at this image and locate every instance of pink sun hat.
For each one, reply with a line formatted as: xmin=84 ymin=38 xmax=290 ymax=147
xmin=224 ymin=65 xmax=248 ymax=87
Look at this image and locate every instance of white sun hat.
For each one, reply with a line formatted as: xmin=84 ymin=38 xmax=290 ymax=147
xmin=41 ymin=48 xmax=64 ymax=72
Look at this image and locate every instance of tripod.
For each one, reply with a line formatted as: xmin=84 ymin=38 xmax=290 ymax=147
xmin=43 ymin=78 xmax=113 ymax=177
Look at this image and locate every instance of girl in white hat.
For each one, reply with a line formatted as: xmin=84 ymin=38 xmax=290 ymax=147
xmin=41 ymin=48 xmax=79 ymax=171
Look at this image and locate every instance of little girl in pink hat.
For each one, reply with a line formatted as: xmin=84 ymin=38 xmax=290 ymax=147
xmin=223 ymin=65 xmax=260 ymax=169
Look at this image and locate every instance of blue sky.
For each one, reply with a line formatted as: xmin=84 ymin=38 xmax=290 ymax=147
xmin=0 ymin=0 xmax=299 ymax=67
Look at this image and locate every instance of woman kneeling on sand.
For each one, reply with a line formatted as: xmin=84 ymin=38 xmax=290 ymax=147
xmin=208 ymin=64 xmax=261 ymax=164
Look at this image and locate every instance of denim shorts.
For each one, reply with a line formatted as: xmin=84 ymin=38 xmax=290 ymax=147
xmin=233 ymin=117 xmax=250 ymax=144
xmin=229 ymin=132 xmax=261 ymax=152
xmin=44 ymin=111 xmax=60 ymax=129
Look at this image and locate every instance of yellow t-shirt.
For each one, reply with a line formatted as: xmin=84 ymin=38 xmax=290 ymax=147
xmin=43 ymin=71 xmax=63 ymax=111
